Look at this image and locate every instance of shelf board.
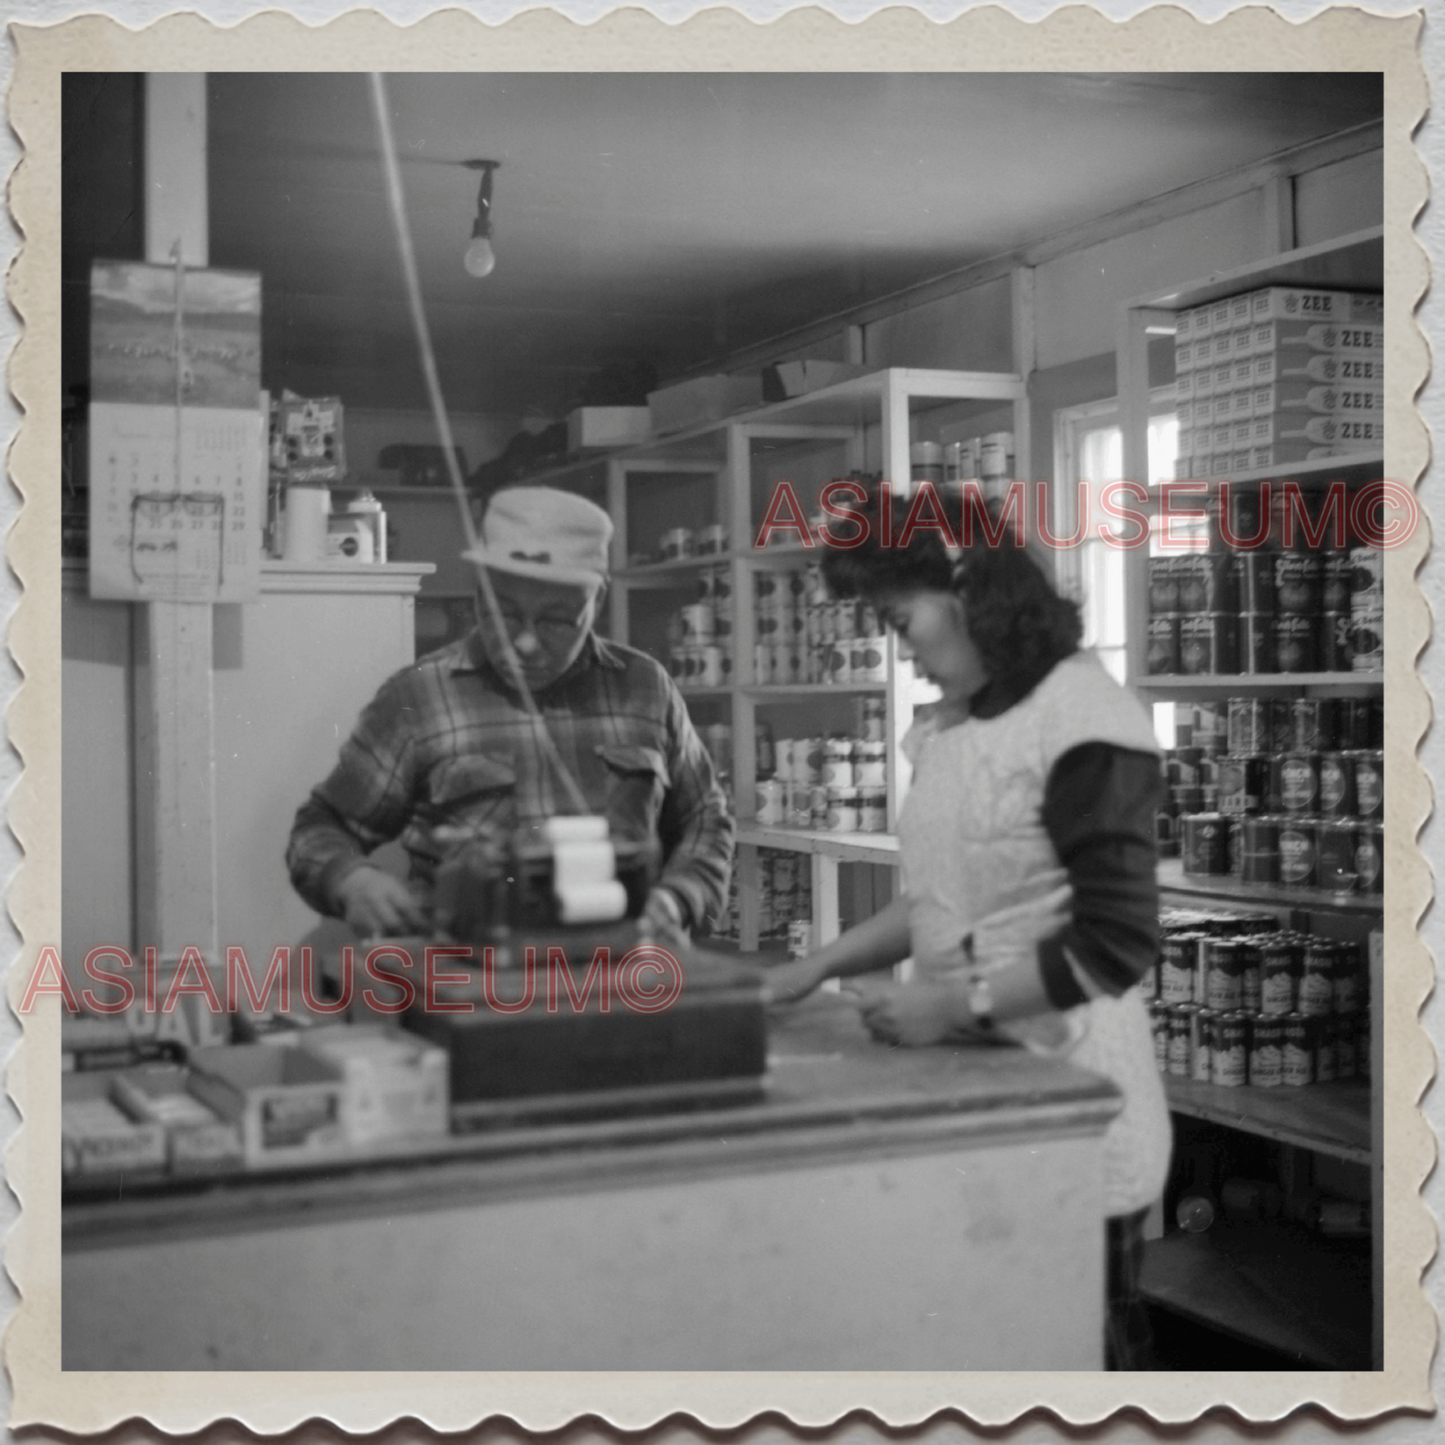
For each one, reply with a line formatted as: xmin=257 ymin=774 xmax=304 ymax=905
xmin=1134 ymin=672 xmax=1383 ymax=694
xmin=1140 ymin=1220 xmax=1371 ymax=1370
xmin=1128 ymin=225 xmax=1383 ymax=315
xmin=1163 ymin=1075 xmax=1371 ymax=1164
xmin=744 ymin=684 xmax=886 ymax=698
xmin=675 ymin=686 xmax=732 ymax=700
xmin=1157 ymin=857 xmax=1384 ymax=918
xmin=737 ymin=825 xmax=901 ymax=867
xmin=1173 ymin=453 xmax=1383 ymax=488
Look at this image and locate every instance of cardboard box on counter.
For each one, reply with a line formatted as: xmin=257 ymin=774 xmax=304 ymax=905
xmin=186 ymin=1043 xmax=347 ymax=1167
xmin=567 ymin=406 xmax=652 ymax=453
xmin=296 ymin=1025 xmax=449 ymax=1145
xmin=62 ymin=1072 xmax=167 ymax=1180
xmin=110 ymin=1064 xmax=245 ymax=1174
xmin=762 ymin=361 xmax=869 ymax=401
xmin=647 ymin=374 xmax=763 ymax=436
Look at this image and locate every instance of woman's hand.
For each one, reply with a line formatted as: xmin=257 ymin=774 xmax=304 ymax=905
xmin=853 ymin=980 xmax=970 ymax=1047
xmin=765 ymin=956 xmax=830 ymax=1005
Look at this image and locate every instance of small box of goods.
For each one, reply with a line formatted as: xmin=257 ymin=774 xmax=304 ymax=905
xmin=62 ymin=1071 xmax=166 ymax=1181
xmin=109 ymin=1064 xmax=244 ymax=1174
xmin=567 ymin=406 xmax=653 ymax=452
xmin=296 ymin=1025 xmax=449 ymax=1145
xmin=647 ymin=374 xmax=763 ymax=435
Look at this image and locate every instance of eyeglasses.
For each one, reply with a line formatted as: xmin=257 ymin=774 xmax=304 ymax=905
xmin=493 ymin=602 xmax=590 ymax=647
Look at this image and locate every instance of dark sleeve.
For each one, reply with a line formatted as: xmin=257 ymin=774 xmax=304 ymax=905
xmin=1036 ymin=743 xmax=1163 ymax=1010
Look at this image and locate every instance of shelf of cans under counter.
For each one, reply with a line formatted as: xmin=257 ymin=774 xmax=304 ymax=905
xmin=1143 ymin=904 xmax=1374 ymax=1164
xmin=1157 ymin=695 xmax=1383 ymax=902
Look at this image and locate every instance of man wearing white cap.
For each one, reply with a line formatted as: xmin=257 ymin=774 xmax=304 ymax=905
xmin=287 ymin=486 xmax=733 ymax=939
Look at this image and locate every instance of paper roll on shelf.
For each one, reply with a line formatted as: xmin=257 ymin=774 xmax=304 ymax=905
xmin=284 ymin=485 xmax=332 ymax=563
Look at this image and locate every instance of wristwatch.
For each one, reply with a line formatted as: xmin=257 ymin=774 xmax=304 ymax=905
xmin=960 ymin=931 xmax=994 ymax=1027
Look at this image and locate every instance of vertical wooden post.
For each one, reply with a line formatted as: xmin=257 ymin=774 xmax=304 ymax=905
xmin=133 ymin=74 xmax=220 ymax=961
xmin=1011 ymin=265 xmax=1036 ymax=504
xmin=1260 ymin=175 xmax=1297 ymax=255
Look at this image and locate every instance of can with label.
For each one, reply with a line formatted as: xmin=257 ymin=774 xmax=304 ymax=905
xmin=1138 ymin=959 xmax=1159 ymax=1003
xmin=1218 ymin=755 xmax=1269 ymax=815
xmin=1177 ymin=554 xmax=1239 ymax=613
xmin=1148 ymin=557 xmax=1180 ymax=614
xmin=1350 ymin=546 xmax=1384 ymax=602
xmin=1191 ymin=1007 xmax=1214 ymax=1082
xmin=1354 ymin=750 xmax=1384 ymax=819
xmin=1276 ymin=752 xmax=1321 ymax=813
xmin=1321 ymin=550 xmax=1353 ymax=613
xmin=1227 ymin=698 xmax=1272 ymax=755
xmin=1239 ymin=612 xmax=1275 ymax=673
xmin=1168 ymin=746 xmax=1204 ymax=787
xmin=1249 ymin=1014 xmax=1284 ymax=1088
xmin=1193 ymin=701 xmax=1228 ymax=754
xmin=1355 ymin=821 xmax=1383 ymax=894
xmin=1290 ymin=698 xmax=1332 ymax=752
xmin=1159 ymin=933 xmax=1198 ymax=1004
xmin=821 ymin=738 xmax=855 ymax=788
xmin=1235 ymin=550 xmax=1277 ymax=613
xmin=1317 ymin=751 xmax=1356 ymax=816
xmin=1147 ymin=615 xmax=1182 ymax=675
xmin=1319 ymin=612 xmax=1355 ymax=671
xmin=808 ymin=783 xmax=831 ymax=830
xmin=849 ymin=637 xmax=888 ymax=685
xmin=1239 ymin=939 xmax=1263 ymax=1013
xmin=824 ymin=644 xmax=853 ymax=686
xmin=1336 ymin=697 xmax=1374 ymax=749
xmin=832 ymin=599 xmax=858 ymax=641
xmin=1167 ymin=1006 xmax=1193 ymax=1077
xmin=1350 ymin=608 xmax=1384 ymax=672
xmin=1182 ymin=813 xmax=1228 ymax=875
xmin=1150 ymin=1002 xmax=1169 ymax=1072
xmin=1275 ymin=552 xmax=1323 ymax=614
xmin=853 ymin=739 xmax=886 ymax=787
xmin=1179 ymin=612 xmax=1239 ymax=675
xmin=1299 ymin=941 xmax=1336 ymax=1015
xmin=1204 ymin=939 xmax=1244 ymax=1012
xmin=1333 ymin=941 xmax=1363 ymax=1015
xmin=824 ymin=787 xmax=860 ymax=833
xmin=857 ymin=696 xmax=886 ymax=742
xmin=857 ymin=786 xmax=887 ymax=833
xmin=1212 ymin=1012 xmax=1249 ymax=1087
xmin=1282 ymin=1013 xmax=1314 ymax=1085
xmin=1260 ymin=936 xmax=1298 ymax=1015
xmin=1335 ymin=1013 xmax=1357 ymax=1080
xmin=1238 ymin=811 xmax=1282 ymax=883
xmin=1315 ymin=819 xmax=1359 ymax=891
xmin=755 ymin=779 xmax=785 ymax=826
xmin=1278 ymin=816 xmax=1318 ymax=887
xmin=1315 ymin=1014 xmax=1338 ymax=1083
xmin=1274 ymin=615 xmax=1318 ymax=673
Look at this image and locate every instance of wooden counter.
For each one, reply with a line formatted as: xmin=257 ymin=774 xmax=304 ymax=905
xmin=63 ymin=996 xmax=1120 ymax=1371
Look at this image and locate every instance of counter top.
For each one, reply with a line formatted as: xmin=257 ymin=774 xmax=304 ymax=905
xmin=63 ymin=994 xmax=1118 ymax=1248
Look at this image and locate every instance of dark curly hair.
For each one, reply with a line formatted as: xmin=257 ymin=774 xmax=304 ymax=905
xmin=820 ymin=484 xmax=1082 ymax=694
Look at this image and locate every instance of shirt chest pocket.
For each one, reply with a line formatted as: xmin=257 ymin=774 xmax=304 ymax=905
xmin=407 ymin=754 xmax=518 ymax=859
xmin=596 ymin=743 xmax=669 ymax=842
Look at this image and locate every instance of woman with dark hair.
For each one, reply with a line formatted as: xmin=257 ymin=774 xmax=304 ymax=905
xmin=768 ymin=487 xmax=1170 ymax=1371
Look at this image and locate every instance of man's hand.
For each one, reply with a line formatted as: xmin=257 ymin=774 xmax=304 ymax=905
xmin=853 ymin=980 xmax=967 ymax=1047
xmin=334 ymin=865 xmax=428 ymax=937
xmin=640 ymin=886 xmax=689 ymax=949
xmin=765 ymin=956 xmax=830 ymax=1005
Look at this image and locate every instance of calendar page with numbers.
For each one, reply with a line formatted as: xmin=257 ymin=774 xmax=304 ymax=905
xmin=87 ymin=261 xmax=263 ymax=602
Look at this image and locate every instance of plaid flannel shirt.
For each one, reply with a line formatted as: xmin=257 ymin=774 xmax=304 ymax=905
xmin=287 ymin=630 xmax=734 ymax=930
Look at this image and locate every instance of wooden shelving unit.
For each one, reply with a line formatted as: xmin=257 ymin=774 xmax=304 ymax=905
xmin=1119 ymin=228 xmax=1385 ymax=1369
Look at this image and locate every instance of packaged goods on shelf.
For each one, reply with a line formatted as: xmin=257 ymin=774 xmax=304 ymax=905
xmin=647 ymin=374 xmax=763 ymax=436
xmin=567 ymin=406 xmax=652 ymax=452
xmin=62 ymin=1072 xmax=168 ymax=1180
xmin=296 ymin=1026 xmax=450 ymax=1145
xmin=274 ymin=393 xmax=346 ymax=485
xmin=109 ymin=1064 xmax=245 ymax=1173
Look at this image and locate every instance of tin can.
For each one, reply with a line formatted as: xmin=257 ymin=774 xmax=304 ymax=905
xmin=755 ymin=779 xmax=785 ymax=826
xmin=1177 ymin=554 xmax=1239 ymax=613
xmin=1350 ymin=607 xmax=1384 ymax=672
xmin=1159 ymin=933 xmax=1198 ymax=1004
xmin=849 ymin=636 xmax=888 ymax=685
xmin=824 ymin=787 xmax=860 ymax=833
xmin=824 ymin=644 xmax=853 ymax=686
xmin=1193 ymin=701 xmax=1228 ymax=754
xmin=1274 ymin=615 xmax=1318 ymax=673
xmin=698 ymin=644 xmax=728 ymax=688
xmin=1147 ymin=615 xmax=1181 ymax=675
xmin=1354 ymin=750 xmax=1384 ymax=819
xmin=853 ymin=739 xmax=886 ymax=787
xmin=1235 ymin=550 xmax=1277 ymax=613
xmin=1350 ymin=546 xmax=1384 ymax=602
xmin=1278 ymin=816 xmax=1317 ymax=887
xmin=808 ymin=783 xmax=831 ymax=830
xmin=1204 ymin=939 xmax=1244 ymax=1012
xmin=1315 ymin=819 xmax=1359 ymax=891
xmin=1275 ymin=552 xmax=1323 ymax=614
xmin=1290 ymin=698 xmax=1330 ymax=753
xmin=1238 ymin=813 xmax=1281 ymax=883
xmin=1212 ymin=1012 xmax=1249 ymax=1087
xmin=1355 ymin=821 xmax=1383 ymax=894
xmin=1227 ymin=697 xmax=1272 ymax=755
xmin=1316 ymin=611 xmax=1353 ymax=672
xmin=753 ymin=642 xmax=778 ymax=686
xmin=1240 ymin=940 xmax=1263 ymax=1013
xmin=821 ymin=738 xmax=855 ymax=788
xmin=1190 ymin=1007 xmax=1214 ymax=1082
xmin=1321 ymin=550 xmax=1353 ymax=612
xmin=857 ymin=786 xmax=887 ymax=833
xmin=1282 ymin=1013 xmax=1314 ymax=1085
xmin=784 ymin=781 xmax=813 ymax=829
xmin=1148 ymin=557 xmax=1180 ymax=614
xmin=1315 ymin=1014 xmax=1338 ymax=1083
xmin=1275 ymin=752 xmax=1321 ymax=813
xmin=1239 ymin=613 xmax=1275 ymax=673
xmin=1138 ymin=959 xmax=1159 ymax=1003
xmin=1249 ymin=1014 xmax=1284 ymax=1087
xmin=1335 ymin=1013 xmax=1357 ymax=1080
xmin=832 ymin=599 xmax=858 ymax=641
xmin=786 ymin=918 xmax=812 ymax=960
xmin=1260 ymin=936 xmax=1298 ymax=1015
xmin=1333 ymin=941 xmax=1363 ymax=1015
xmin=660 ymin=526 xmax=693 ymax=560
xmin=1167 ymin=1006 xmax=1193 ymax=1077
xmin=858 ymin=696 xmax=886 ymax=742
xmin=1333 ymin=697 xmax=1371 ymax=749
xmin=1217 ymin=755 xmax=1268 ymax=815
xmin=1150 ymin=1002 xmax=1169 ymax=1072
xmin=1182 ymin=813 xmax=1228 ymax=875
xmin=1299 ymin=941 xmax=1336 ymax=1015
xmin=1179 ymin=612 xmax=1239 ymax=675
xmin=1316 ymin=751 xmax=1355 ymax=816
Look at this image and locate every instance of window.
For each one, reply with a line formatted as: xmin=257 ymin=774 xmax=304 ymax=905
xmin=1053 ymin=392 xmax=1179 ymax=686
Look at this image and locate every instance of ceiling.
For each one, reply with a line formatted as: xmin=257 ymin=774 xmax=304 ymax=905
xmin=196 ymin=72 xmax=1381 ymax=418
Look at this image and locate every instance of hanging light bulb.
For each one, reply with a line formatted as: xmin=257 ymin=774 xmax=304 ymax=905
xmin=463 ymin=159 xmax=500 ymax=279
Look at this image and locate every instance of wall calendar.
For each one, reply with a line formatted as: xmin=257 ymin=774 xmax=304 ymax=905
xmin=88 ymin=260 xmax=264 ymax=602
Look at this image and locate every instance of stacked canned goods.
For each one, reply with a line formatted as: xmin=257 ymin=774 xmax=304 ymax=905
xmin=715 ymin=846 xmax=814 ymax=944
xmin=1146 ymin=542 xmax=1383 ymax=677
xmin=753 ymin=563 xmax=889 ymax=687
xmin=1172 ymin=695 xmax=1383 ymax=895
xmin=1147 ymin=909 xmax=1369 ymax=1089
xmin=755 ymin=727 xmax=888 ymax=834
xmin=666 ymin=563 xmax=734 ymax=689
